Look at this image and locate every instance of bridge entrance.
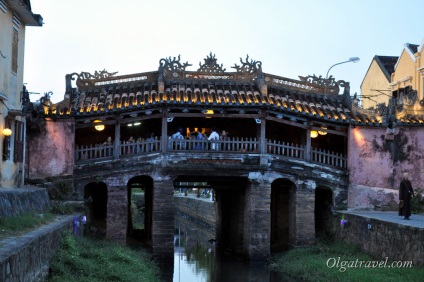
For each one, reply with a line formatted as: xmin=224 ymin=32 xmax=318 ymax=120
xmin=271 ymin=179 xmax=296 ymax=253
xmin=84 ymin=182 xmax=108 ymax=234
xmin=127 ymin=176 xmax=153 ymax=246
xmin=315 ymin=186 xmax=334 ymax=239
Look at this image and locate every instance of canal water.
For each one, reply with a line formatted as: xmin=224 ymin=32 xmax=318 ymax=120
xmin=173 ymin=213 xmax=291 ymax=282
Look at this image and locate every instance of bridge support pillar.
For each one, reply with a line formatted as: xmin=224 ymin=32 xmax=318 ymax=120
xmin=152 ymin=179 xmax=174 ymax=261
xmin=243 ymin=180 xmax=271 ymax=262
xmin=293 ymin=184 xmax=316 ymax=246
xmin=105 ymin=185 xmax=128 ymax=244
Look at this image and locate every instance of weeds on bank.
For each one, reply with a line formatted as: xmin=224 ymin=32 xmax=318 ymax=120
xmin=49 ymin=233 xmax=161 ymax=282
xmin=269 ymin=241 xmax=424 ymax=282
xmin=0 ymin=212 xmax=55 ymax=239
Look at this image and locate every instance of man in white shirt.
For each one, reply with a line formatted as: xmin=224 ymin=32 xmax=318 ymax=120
xmin=208 ymin=128 xmax=220 ymax=150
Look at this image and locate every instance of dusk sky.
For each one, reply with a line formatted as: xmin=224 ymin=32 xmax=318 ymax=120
xmin=24 ymin=0 xmax=424 ymax=104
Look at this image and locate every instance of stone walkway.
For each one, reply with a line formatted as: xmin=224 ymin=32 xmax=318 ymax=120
xmin=342 ymin=210 xmax=424 ymax=229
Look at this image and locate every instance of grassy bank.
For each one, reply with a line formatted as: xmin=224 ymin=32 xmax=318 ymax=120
xmin=269 ymin=241 xmax=424 ymax=282
xmin=49 ymin=233 xmax=161 ymax=282
xmin=0 ymin=212 xmax=55 ymax=240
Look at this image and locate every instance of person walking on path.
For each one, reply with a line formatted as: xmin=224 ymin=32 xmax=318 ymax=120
xmin=399 ymin=172 xmax=415 ymax=220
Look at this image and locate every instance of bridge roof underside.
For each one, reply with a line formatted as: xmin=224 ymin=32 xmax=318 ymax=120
xmin=34 ymin=55 xmax=424 ymax=126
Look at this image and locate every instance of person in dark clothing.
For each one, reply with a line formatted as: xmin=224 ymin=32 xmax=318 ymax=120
xmin=399 ymin=172 xmax=414 ymax=220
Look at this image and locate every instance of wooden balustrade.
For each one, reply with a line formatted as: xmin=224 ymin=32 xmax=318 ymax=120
xmin=74 ymin=137 xmax=347 ymax=169
xmin=311 ymin=147 xmax=347 ymax=169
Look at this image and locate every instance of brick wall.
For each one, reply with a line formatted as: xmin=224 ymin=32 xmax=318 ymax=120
xmin=174 ymin=196 xmax=216 ymax=230
xmin=334 ymin=213 xmax=424 ymax=265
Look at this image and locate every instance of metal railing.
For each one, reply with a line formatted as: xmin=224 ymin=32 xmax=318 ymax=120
xmin=75 ymin=137 xmax=347 ymax=169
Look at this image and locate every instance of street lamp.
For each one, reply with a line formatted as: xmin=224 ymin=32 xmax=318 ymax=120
xmin=326 ymin=57 xmax=360 ymax=79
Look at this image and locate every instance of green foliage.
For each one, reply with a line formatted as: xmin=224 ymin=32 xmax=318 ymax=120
xmin=48 ymin=181 xmax=74 ymax=200
xmin=50 ymin=202 xmax=75 ymax=215
xmin=0 ymin=213 xmax=55 ymax=238
xmin=49 ymin=233 xmax=161 ymax=282
xmin=269 ymin=241 xmax=424 ymax=282
xmin=412 ymin=187 xmax=424 ymax=214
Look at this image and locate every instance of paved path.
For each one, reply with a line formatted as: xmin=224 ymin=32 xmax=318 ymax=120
xmin=341 ymin=210 xmax=424 ymax=229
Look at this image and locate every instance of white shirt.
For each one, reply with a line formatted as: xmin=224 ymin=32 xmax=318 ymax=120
xmin=208 ymin=131 xmax=220 ymax=150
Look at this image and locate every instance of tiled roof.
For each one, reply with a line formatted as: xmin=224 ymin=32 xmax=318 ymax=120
xmin=31 ymin=54 xmax=423 ymax=127
xmin=375 ymin=55 xmax=398 ymax=81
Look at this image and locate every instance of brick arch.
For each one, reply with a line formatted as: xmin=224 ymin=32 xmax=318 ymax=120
xmin=315 ymin=186 xmax=334 ymax=239
xmin=127 ymin=175 xmax=154 ymax=245
xmin=271 ymin=178 xmax=297 ymax=253
xmin=84 ymin=181 xmax=108 ymax=235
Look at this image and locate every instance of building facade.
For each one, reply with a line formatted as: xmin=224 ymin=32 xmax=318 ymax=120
xmin=0 ymin=0 xmax=42 ymax=188
xmin=361 ymin=41 xmax=424 ymax=110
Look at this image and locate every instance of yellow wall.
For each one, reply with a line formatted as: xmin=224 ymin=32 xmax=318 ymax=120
xmin=361 ymin=60 xmax=391 ymax=109
xmin=391 ymin=49 xmax=416 ymax=92
xmin=0 ymin=6 xmax=27 ymax=188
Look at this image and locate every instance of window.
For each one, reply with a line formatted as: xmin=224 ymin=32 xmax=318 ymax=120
xmin=14 ymin=120 xmax=24 ymax=162
xmin=12 ymin=28 xmax=18 ymax=73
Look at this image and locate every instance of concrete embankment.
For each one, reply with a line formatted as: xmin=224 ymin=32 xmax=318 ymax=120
xmin=0 ymin=186 xmax=77 ymax=281
xmin=0 ymin=187 xmax=50 ymax=218
xmin=335 ymin=211 xmax=424 ymax=265
xmin=0 ymin=215 xmax=77 ymax=281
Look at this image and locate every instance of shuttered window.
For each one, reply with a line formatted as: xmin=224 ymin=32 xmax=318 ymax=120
xmin=13 ymin=120 xmax=24 ymax=162
xmin=12 ymin=28 xmax=18 ymax=73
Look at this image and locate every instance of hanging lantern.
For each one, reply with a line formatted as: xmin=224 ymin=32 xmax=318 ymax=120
xmin=310 ymin=130 xmax=318 ymax=138
xmin=93 ymin=120 xmax=105 ymax=131
xmin=318 ymin=127 xmax=327 ymax=136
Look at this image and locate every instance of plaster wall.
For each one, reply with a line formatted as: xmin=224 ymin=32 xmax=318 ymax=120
xmin=348 ymin=126 xmax=424 ymax=208
xmin=391 ymin=50 xmax=416 ymax=86
xmin=27 ymin=120 xmax=74 ymax=179
xmin=361 ymin=60 xmax=391 ymax=109
xmin=1 ymin=7 xmax=27 ymax=188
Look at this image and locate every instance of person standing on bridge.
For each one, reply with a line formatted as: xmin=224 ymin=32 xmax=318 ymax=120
xmin=399 ymin=171 xmax=414 ymax=220
xmin=208 ymin=128 xmax=220 ymax=150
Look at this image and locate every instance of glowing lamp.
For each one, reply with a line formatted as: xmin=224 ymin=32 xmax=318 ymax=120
xmin=3 ymin=128 xmax=12 ymax=137
xmin=318 ymin=127 xmax=327 ymax=136
xmin=93 ymin=120 xmax=105 ymax=131
xmin=310 ymin=130 xmax=318 ymax=138
xmin=205 ymin=109 xmax=214 ymax=118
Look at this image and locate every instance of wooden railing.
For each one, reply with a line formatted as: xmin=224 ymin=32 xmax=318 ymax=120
xmin=311 ymin=147 xmax=347 ymax=169
xmin=120 ymin=138 xmax=161 ymax=155
xmin=75 ymin=144 xmax=114 ymax=161
xmin=75 ymin=137 xmax=347 ymax=169
xmin=168 ymin=137 xmax=259 ymax=152
xmin=266 ymin=140 xmax=305 ymax=159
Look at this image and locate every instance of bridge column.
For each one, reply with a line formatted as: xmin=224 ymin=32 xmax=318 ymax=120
xmin=152 ymin=178 xmax=174 ymax=260
xmin=105 ymin=182 xmax=128 ymax=244
xmin=243 ymin=179 xmax=271 ymax=262
xmin=293 ymin=182 xmax=315 ymax=245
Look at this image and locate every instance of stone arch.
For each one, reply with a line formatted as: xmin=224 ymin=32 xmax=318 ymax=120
xmin=315 ymin=186 xmax=334 ymax=239
xmin=271 ymin=178 xmax=296 ymax=253
xmin=84 ymin=181 xmax=108 ymax=234
xmin=127 ymin=175 xmax=154 ymax=245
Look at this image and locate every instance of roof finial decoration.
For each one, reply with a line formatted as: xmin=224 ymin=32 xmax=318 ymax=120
xmin=231 ymin=55 xmax=262 ymax=74
xmin=159 ymin=55 xmax=192 ymax=72
xmin=197 ymin=52 xmax=226 ymax=73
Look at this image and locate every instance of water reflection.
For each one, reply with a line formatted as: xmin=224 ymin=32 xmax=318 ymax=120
xmin=173 ymin=214 xmax=288 ymax=282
